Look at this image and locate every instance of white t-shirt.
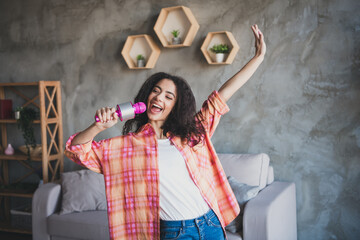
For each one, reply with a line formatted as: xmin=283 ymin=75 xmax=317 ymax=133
xmin=157 ymin=138 xmax=210 ymax=220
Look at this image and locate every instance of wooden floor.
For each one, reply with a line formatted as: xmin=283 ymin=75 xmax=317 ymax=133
xmin=0 ymin=231 xmax=32 ymax=240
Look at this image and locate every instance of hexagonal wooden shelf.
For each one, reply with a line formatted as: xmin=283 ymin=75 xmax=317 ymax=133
xmin=201 ymin=31 xmax=239 ymax=65
xmin=154 ymin=6 xmax=199 ymax=48
xmin=121 ymin=34 xmax=161 ymax=69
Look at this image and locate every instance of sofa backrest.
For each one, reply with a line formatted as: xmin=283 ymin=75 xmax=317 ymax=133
xmin=218 ymin=153 xmax=270 ymax=190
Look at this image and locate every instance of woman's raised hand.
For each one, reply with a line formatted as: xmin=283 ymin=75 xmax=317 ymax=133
xmin=94 ymin=107 xmax=119 ymax=130
xmin=218 ymin=24 xmax=266 ymax=102
xmin=251 ymin=24 xmax=266 ymax=58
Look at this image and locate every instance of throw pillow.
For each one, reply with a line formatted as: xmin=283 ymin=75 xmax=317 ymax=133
xmin=225 ymin=176 xmax=260 ymax=234
xmin=60 ymin=169 xmax=107 ymax=215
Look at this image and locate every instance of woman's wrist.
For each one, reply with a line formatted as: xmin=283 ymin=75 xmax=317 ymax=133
xmin=91 ymin=122 xmax=106 ymax=134
xmin=253 ymin=54 xmax=265 ymax=62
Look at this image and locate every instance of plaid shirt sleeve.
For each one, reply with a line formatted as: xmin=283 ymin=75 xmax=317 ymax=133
xmin=197 ymin=90 xmax=230 ymax=137
xmin=196 ymin=90 xmax=240 ymax=227
xmin=64 ymin=133 xmax=105 ymax=174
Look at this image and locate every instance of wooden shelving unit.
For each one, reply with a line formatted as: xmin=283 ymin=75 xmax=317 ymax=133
xmin=200 ymin=31 xmax=239 ymax=65
xmin=121 ymin=34 xmax=161 ymax=69
xmin=0 ymin=81 xmax=64 ymax=234
xmin=0 ymin=221 xmax=32 ymax=234
xmin=154 ymin=6 xmax=199 ymax=48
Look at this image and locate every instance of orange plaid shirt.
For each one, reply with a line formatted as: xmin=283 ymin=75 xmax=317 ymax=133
xmin=65 ymin=91 xmax=240 ymax=240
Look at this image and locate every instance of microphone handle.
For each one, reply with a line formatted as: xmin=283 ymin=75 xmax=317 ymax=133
xmin=94 ymin=102 xmax=146 ymax=122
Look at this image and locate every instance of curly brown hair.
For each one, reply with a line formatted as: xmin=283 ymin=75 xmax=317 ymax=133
xmin=122 ymin=72 xmax=205 ymax=146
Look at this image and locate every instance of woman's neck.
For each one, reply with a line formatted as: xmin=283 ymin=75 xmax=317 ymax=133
xmin=148 ymin=120 xmax=167 ymax=139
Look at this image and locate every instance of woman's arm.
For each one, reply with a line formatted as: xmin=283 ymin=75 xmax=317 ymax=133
xmin=218 ymin=24 xmax=266 ymax=102
xmin=71 ymin=107 xmax=118 ymax=145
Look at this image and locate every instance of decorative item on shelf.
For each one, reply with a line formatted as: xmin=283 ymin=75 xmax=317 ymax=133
xmin=0 ymin=99 xmax=13 ymax=119
xmin=14 ymin=106 xmax=23 ymax=120
xmin=38 ymin=179 xmax=44 ymax=187
xmin=16 ymin=107 xmax=38 ymax=160
xmin=201 ymin=31 xmax=239 ymax=65
xmin=153 ymin=6 xmax=199 ymax=48
xmin=171 ymin=29 xmax=181 ymax=45
xmin=136 ymin=54 xmax=145 ymax=67
xmin=210 ymin=44 xmax=230 ymax=63
xmin=121 ymin=34 xmax=161 ymax=69
xmin=4 ymin=143 xmax=15 ymax=155
xmin=18 ymin=144 xmax=42 ymax=157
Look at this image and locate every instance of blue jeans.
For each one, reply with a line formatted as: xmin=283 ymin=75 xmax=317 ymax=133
xmin=160 ymin=209 xmax=225 ymax=240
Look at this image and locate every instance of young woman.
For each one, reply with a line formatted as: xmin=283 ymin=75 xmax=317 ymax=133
xmin=65 ymin=24 xmax=266 ymax=240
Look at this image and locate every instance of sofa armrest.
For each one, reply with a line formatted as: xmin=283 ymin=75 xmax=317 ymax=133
xmin=243 ymin=181 xmax=297 ymax=240
xmin=32 ymin=183 xmax=61 ymax=240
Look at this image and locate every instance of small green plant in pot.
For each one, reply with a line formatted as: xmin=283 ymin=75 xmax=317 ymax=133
xmin=14 ymin=106 xmax=23 ymax=120
xmin=210 ymin=44 xmax=230 ymax=63
xmin=171 ymin=29 xmax=181 ymax=45
xmin=17 ymin=107 xmax=37 ymax=160
xmin=136 ymin=54 xmax=145 ymax=67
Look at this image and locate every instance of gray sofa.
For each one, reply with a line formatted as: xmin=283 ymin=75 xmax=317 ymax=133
xmin=32 ymin=153 xmax=297 ymax=240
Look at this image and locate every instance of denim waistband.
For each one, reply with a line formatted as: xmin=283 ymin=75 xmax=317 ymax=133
xmin=160 ymin=209 xmax=218 ymax=227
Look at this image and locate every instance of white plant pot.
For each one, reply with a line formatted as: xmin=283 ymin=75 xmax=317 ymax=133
xmin=215 ymin=53 xmax=225 ymax=63
xmin=137 ymin=59 xmax=145 ymax=67
xmin=172 ymin=37 xmax=181 ymax=45
xmin=15 ymin=111 xmax=20 ymax=120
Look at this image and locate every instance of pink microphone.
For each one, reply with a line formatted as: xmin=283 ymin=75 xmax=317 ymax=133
xmin=95 ymin=102 xmax=146 ymax=122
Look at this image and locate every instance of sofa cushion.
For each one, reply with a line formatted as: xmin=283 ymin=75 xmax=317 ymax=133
xmin=60 ymin=169 xmax=107 ymax=215
xmin=267 ymin=165 xmax=274 ymax=185
xmin=48 ymin=210 xmax=109 ymax=240
xmin=218 ymin=153 xmax=270 ymax=189
xmin=225 ymin=176 xmax=260 ymax=234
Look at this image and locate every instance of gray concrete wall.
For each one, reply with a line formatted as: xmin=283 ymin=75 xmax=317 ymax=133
xmin=0 ymin=0 xmax=359 ymax=239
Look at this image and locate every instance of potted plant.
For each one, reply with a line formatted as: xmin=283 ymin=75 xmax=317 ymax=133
xmin=16 ymin=107 xmax=37 ymax=160
xmin=171 ymin=29 xmax=181 ymax=45
xmin=210 ymin=44 xmax=230 ymax=63
xmin=14 ymin=106 xmax=23 ymax=120
xmin=136 ymin=54 xmax=145 ymax=67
